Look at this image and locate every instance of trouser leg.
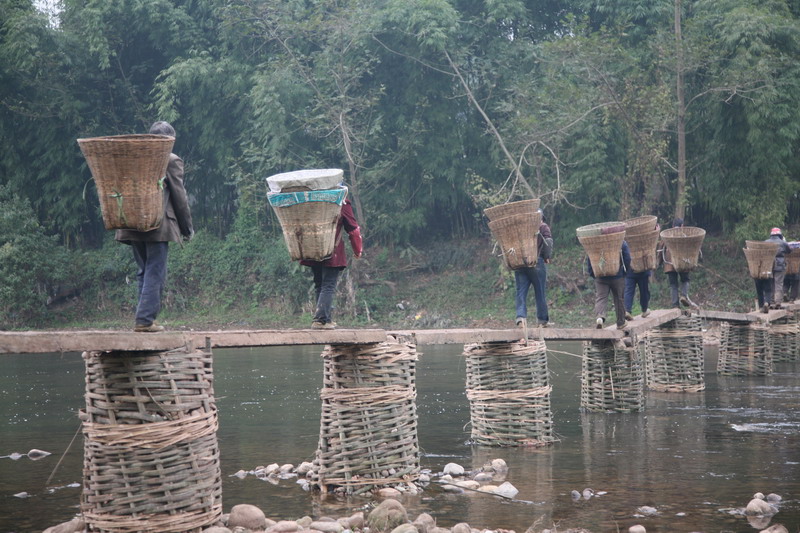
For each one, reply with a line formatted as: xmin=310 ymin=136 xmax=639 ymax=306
xmin=594 ymin=279 xmax=610 ymax=321
xmin=623 ymin=275 xmax=636 ymax=313
xmin=313 ymin=266 xmax=341 ymax=323
xmin=514 ymin=269 xmax=533 ymax=319
xmin=773 ymin=270 xmax=786 ymax=304
xmin=532 ymin=259 xmax=549 ymax=323
xmin=610 ymin=277 xmax=626 ymax=327
xmin=132 ymin=241 xmax=169 ymax=326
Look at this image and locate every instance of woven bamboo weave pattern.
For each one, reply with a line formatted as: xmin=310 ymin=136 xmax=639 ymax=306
xmin=77 ymin=134 xmax=174 ymax=231
xmin=769 ymin=313 xmax=800 ymax=363
xmin=743 ymin=247 xmax=778 ymax=279
xmin=487 ymin=211 xmax=542 ymax=269
xmin=623 ymin=215 xmax=658 ymax=236
xmin=644 ymin=316 xmax=705 ymax=392
xmin=483 ymin=198 xmax=540 ymax=221
xmin=627 ymin=228 xmax=659 ymax=273
xmin=463 ymin=341 xmax=555 ymax=447
xmin=80 ymin=346 xmax=222 ymax=533
xmin=717 ymin=322 xmax=772 ymax=376
xmin=660 ymin=227 xmax=705 ymax=272
xmin=578 ymin=231 xmax=626 ymax=277
xmin=270 ymin=187 xmax=346 ymax=262
xmin=786 ymin=253 xmax=800 ymax=275
xmin=581 ymin=341 xmax=644 ymax=412
xmin=312 ymin=342 xmax=420 ymax=495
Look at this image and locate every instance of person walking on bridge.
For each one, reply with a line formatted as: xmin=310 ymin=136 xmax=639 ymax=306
xmin=587 ymin=240 xmax=631 ymax=330
xmin=116 ymin=121 xmax=194 ymax=332
xmin=766 ymin=227 xmax=792 ymax=311
xmin=514 ymin=210 xmax=553 ymax=328
xmin=659 ymin=218 xmax=697 ymax=309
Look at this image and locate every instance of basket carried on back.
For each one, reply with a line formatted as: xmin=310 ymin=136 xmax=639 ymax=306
xmin=267 ymin=169 xmax=347 ymax=262
xmin=743 ymin=244 xmax=778 ymax=279
xmin=627 ymin=228 xmax=659 ymax=273
xmin=77 ymin=134 xmax=175 ymax=231
xmin=484 ymin=198 xmax=540 ymax=222
xmin=488 ymin=211 xmax=542 ymax=269
xmin=575 ymin=221 xmax=625 ymax=239
xmin=624 ymin=216 xmax=658 ymax=237
xmin=787 ymin=248 xmax=800 ymax=275
xmin=577 ymin=224 xmax=626 ymax=277
xmin=660 ymin=227 xmax=705 ymax=272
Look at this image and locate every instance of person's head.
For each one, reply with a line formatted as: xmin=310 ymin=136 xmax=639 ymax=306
xmin=771 ymin=227 xmax=783 ymax=238
xmin=672 ymin=218 xmax=684 ymax=228
xmin=537 ymin=208 xmax=547 ymax=224
xmin=149 ymin=121 xmax=175 ymax=137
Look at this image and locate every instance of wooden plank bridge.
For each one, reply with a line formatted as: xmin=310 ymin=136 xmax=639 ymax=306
xmin=0 ymin=306 xmax=791 ymax=354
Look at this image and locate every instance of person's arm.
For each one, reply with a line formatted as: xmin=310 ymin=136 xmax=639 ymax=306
xmin=165 ymin=155 xmax=194 ymax=239
xmin=340 ymin=200 xmax=362 ymax=257
xmin=622 ymin=242 xmax=632 ymax=273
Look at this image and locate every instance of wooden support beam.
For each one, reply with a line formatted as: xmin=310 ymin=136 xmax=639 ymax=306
xmin=623 ymin=308 xmax=683 ymax=337
xmin=697 ymin=310 xmax=758 ymax=322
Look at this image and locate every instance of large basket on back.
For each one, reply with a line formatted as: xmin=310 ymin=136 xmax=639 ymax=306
xmin=787 ymin=243 xmax=800 ymax=275
xmin=484 ymin=198 xmax=540 ymax=221
xmin=575 ymin=221 xmax=626 ymax=239
xmin=627 ymin=228 xmax=660 ymax=273
xmin=267 ymin=169 xmax=347 ymax=262
xmin=660 ymin=227 xmax=705 ymax=272
xmin=743 ymin=242 xmax=778 ymax=279
xmin=488 ymin=211 xmax=542 ymax=269
xmin=77 ymin=134 xmax=174 ymax=231
xmin=577 ymin=225 xmax=626 ymax=277
xmin=624 ymin=216 xmax=658 ymax=236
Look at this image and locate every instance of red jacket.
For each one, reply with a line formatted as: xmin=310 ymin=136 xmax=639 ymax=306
xmin=301 ymin=198 xmax=362 ymax=268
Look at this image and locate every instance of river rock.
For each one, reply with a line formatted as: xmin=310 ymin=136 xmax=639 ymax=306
xmin=473 ymin=472 xmax=494 ymax=482
xmin=390 ymin=524 xmax=419 ymax=533
xmin=478 ymin=485 xmax=498 ymax=493
xmin=265 ymin=463 xmax=280 ymax=475
xmin=456 ymin=480 xmax=480 ymax=490
xmin=570 ymin=490 xmax=581 ymax=500
xmin=451 ymin=523 xmax=471 ymax=533
xmin=628 ymin=526 xmax=646 ymax=533
xmin=754 ymin=492 xmax=765 ymax=500
xmin=279 ymin=463 xmax=294 ymax=473
xmin=443 ymin=463 xmax=465 ymax=476
xmin=202 ymin=528 xmax=232 ymax=533
xmin=412 ymin=512 xmax=436 ymax=533
xmin=378 ymin=487 xmax=403 ymax=499
xmin=309 ymin=521 xmax=344 ymax=533
xmin=232 ymin=469 xmax=247 ymax=479
xmin=746 ymin=498 xmax=777 ymax=516
xmin=367 ymin=498 xmax=408 ymax=531
xmin=229 ymin=504 xmax=267 ymax=530
xmin=339 ymin=511 xmax=365 ymax=530
xmin=296 ymin=461 xmax=314 ymax=474
xmin=297 ymin=516 xmax=314 ymax=527
xmin=766 ymin=493 xmax=782 ymax=503
xmin=759 ymin=525 xmax=789 ymax=533
xmin=635 ymin=506 xmax=657 ymax=516
xmin=582 ymin=488 xmax=594 ymax=500
xmin=27 ymin=448 xmax=51 ymax=460
xmin=494 ymin=482 xmax=519 ymax=499
xmin=42 ymin=517 xmax=85 ymax=533
xmin=418 ymin=473 xmax=431 ymax=483
xmin=442 ymin=483 xmax=464 ymax=493
xmin=490 ymin=459 xmax=508 ymax=473
xmin=268 ymin=520 xmax=301 ymax=532
xmin=429 ymin=528 xmax=452 ymax=533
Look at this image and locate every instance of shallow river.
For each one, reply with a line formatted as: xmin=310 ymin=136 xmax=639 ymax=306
xmin=1 ymin=342 xmax=799 ymax=532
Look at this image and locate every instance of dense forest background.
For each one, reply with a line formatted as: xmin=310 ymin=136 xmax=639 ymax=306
xmin=2 ymin=0 xmax=800 ymax=328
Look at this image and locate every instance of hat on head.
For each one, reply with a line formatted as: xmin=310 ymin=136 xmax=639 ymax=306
xmin=771 ymin=227 xmax=782 ymax=236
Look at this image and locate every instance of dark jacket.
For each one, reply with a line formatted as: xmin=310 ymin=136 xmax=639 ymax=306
xmin=537 ymin=222 xmax=553 ymax=260
xmin=587 ymin=241 xmax=631 ymax=280
xmin=115 ymin=153 xmax=193 ymax=243
xmin=301 ymin=198 xmax=362 ymax=268
xmin=767 ymin=235 xmax=792 ymax=272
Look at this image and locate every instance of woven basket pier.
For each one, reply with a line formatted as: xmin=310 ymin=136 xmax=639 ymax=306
xmin=463 ymin=340 xmax=555 ymax=447
xmin=81 ymin=346 xmax=222 ymax=533
xmin=483 ymin=198 xmax=540 ymax=221
xmin=660 ymin=227 xmax=705 ymax=272
xmin=581 ymin=341 xmax=644 ymax=412
xmin=717 ymin=322 xmax=772 ymax=376
xmin=627 ymin=228 xmax=660 ymax=273
xmin=624 ymin=215 xmax=658 ymax=236
xmin=578 ymin=230 xmax=626 ymax=277
xmin=78 ymin=134 xmax=174 ymax=231
xmin=311 ymin=342 xmax=420 ymax=495
xmin=644 ymin=316 xmax=705 ymax=392
xmin=487 ymin=211 xmax=542 ymax=269
xmin=770 ymin=312 xmax=800 ymax=363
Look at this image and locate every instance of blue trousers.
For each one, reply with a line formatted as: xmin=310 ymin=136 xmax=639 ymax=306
xmin=755 ymin=278 xmax=773 ymax=307
xmin=131 ymin=241 xmax=169 ymax=326
xmin=311 ymin=265 xmax=343 ymax=324
xmin=624 ymin=271 xmax=651 ymax=313
xmin=514 ymin=258 xmax=549 ymax=323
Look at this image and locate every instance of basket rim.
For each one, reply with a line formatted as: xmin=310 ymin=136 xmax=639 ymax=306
xmin=576 ymin=221 xmax=624 ymax=233
xmin=77 ymin=134 xmax=175 ymax=143
xmin=660 ymin=226 xmax=705 ymax=239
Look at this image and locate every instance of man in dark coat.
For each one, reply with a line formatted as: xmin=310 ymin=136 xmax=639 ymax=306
xmin=766 ymin=227 xmax=792 ymax=310
xmin=116 ymin=121 xmax=193 ymax=332
xmin=587 ymin=240 xmax=631 ymax=329
xmin=514 ymin=211 xmax=552 ymax=327
xmin=300 ymin=196 xmax=362 ymax=329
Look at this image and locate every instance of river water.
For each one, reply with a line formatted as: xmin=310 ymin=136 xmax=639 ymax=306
xmin=1 ymin=343 xmax=799 ymax=533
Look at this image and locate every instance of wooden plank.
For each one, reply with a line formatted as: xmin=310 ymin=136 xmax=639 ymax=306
xmin=0 ymin=329 xmax=388 ymax=354
xmin=745 ymin=308 xmax=787 ymax=323
xmin=389 ymin=327 xmax=622 ymax=345
xmin=624 ymin=308 xmax=683 ymax=337
xmin=698 ymin=310 xmax=758 ymax=322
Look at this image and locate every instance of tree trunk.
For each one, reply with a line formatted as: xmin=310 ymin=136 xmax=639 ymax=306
xmin=674 ymin=0 xmax=687 ymax=221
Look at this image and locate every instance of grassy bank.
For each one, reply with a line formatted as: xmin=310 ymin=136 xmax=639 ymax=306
xmin=32 ymin=233 xmax=757 ymax=331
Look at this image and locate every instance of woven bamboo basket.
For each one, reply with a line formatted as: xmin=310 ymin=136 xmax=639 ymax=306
xmin=717 ymin=322 xmax=772 ymax=376
xmin=786 ymin=253 xmax=800 ymax=275
xmin=463 ymin=340 xmax=556 ymax=447
xmin=311 ymin=342 xmax=420 ymax=495
xmin=483 ymin=198 xmax=540 ymax=221
xmin=644 ymin=316 xmax=705 ymax=392
xmin=745 ymin=240 xmax=780 ymax=250
xmin=575 ymin=221 xmax=625 ymax=239
xmin=627 ymin=228 xmax=659 ymax=273
xmin=488 ymin=211 xmax=542 ymax=269
xmin=578 ymin=230 xmax=626 ymax=277
xmin=743 ymin=246 xmax=778 ymax=279
xmin=580 ymin=341 xmax=644 ymax=412
xmin=77 ymin=134 xmax=174 ymax=231
xmin=769 ymin=313 xmax=800 ymax=363
xmin=81 ymin=346 xmax=222 ymax=533
xmin=269 ymin=186 xmax=346 ymax=262
xmin=624 ymin=215 xmax=658 ymax=236
xmin=659 ymin=227 xmax=705 ymax=272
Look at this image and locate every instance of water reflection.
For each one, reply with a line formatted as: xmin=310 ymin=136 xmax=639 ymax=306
xmin=0 ymin=346 xmax=798 ymax=532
